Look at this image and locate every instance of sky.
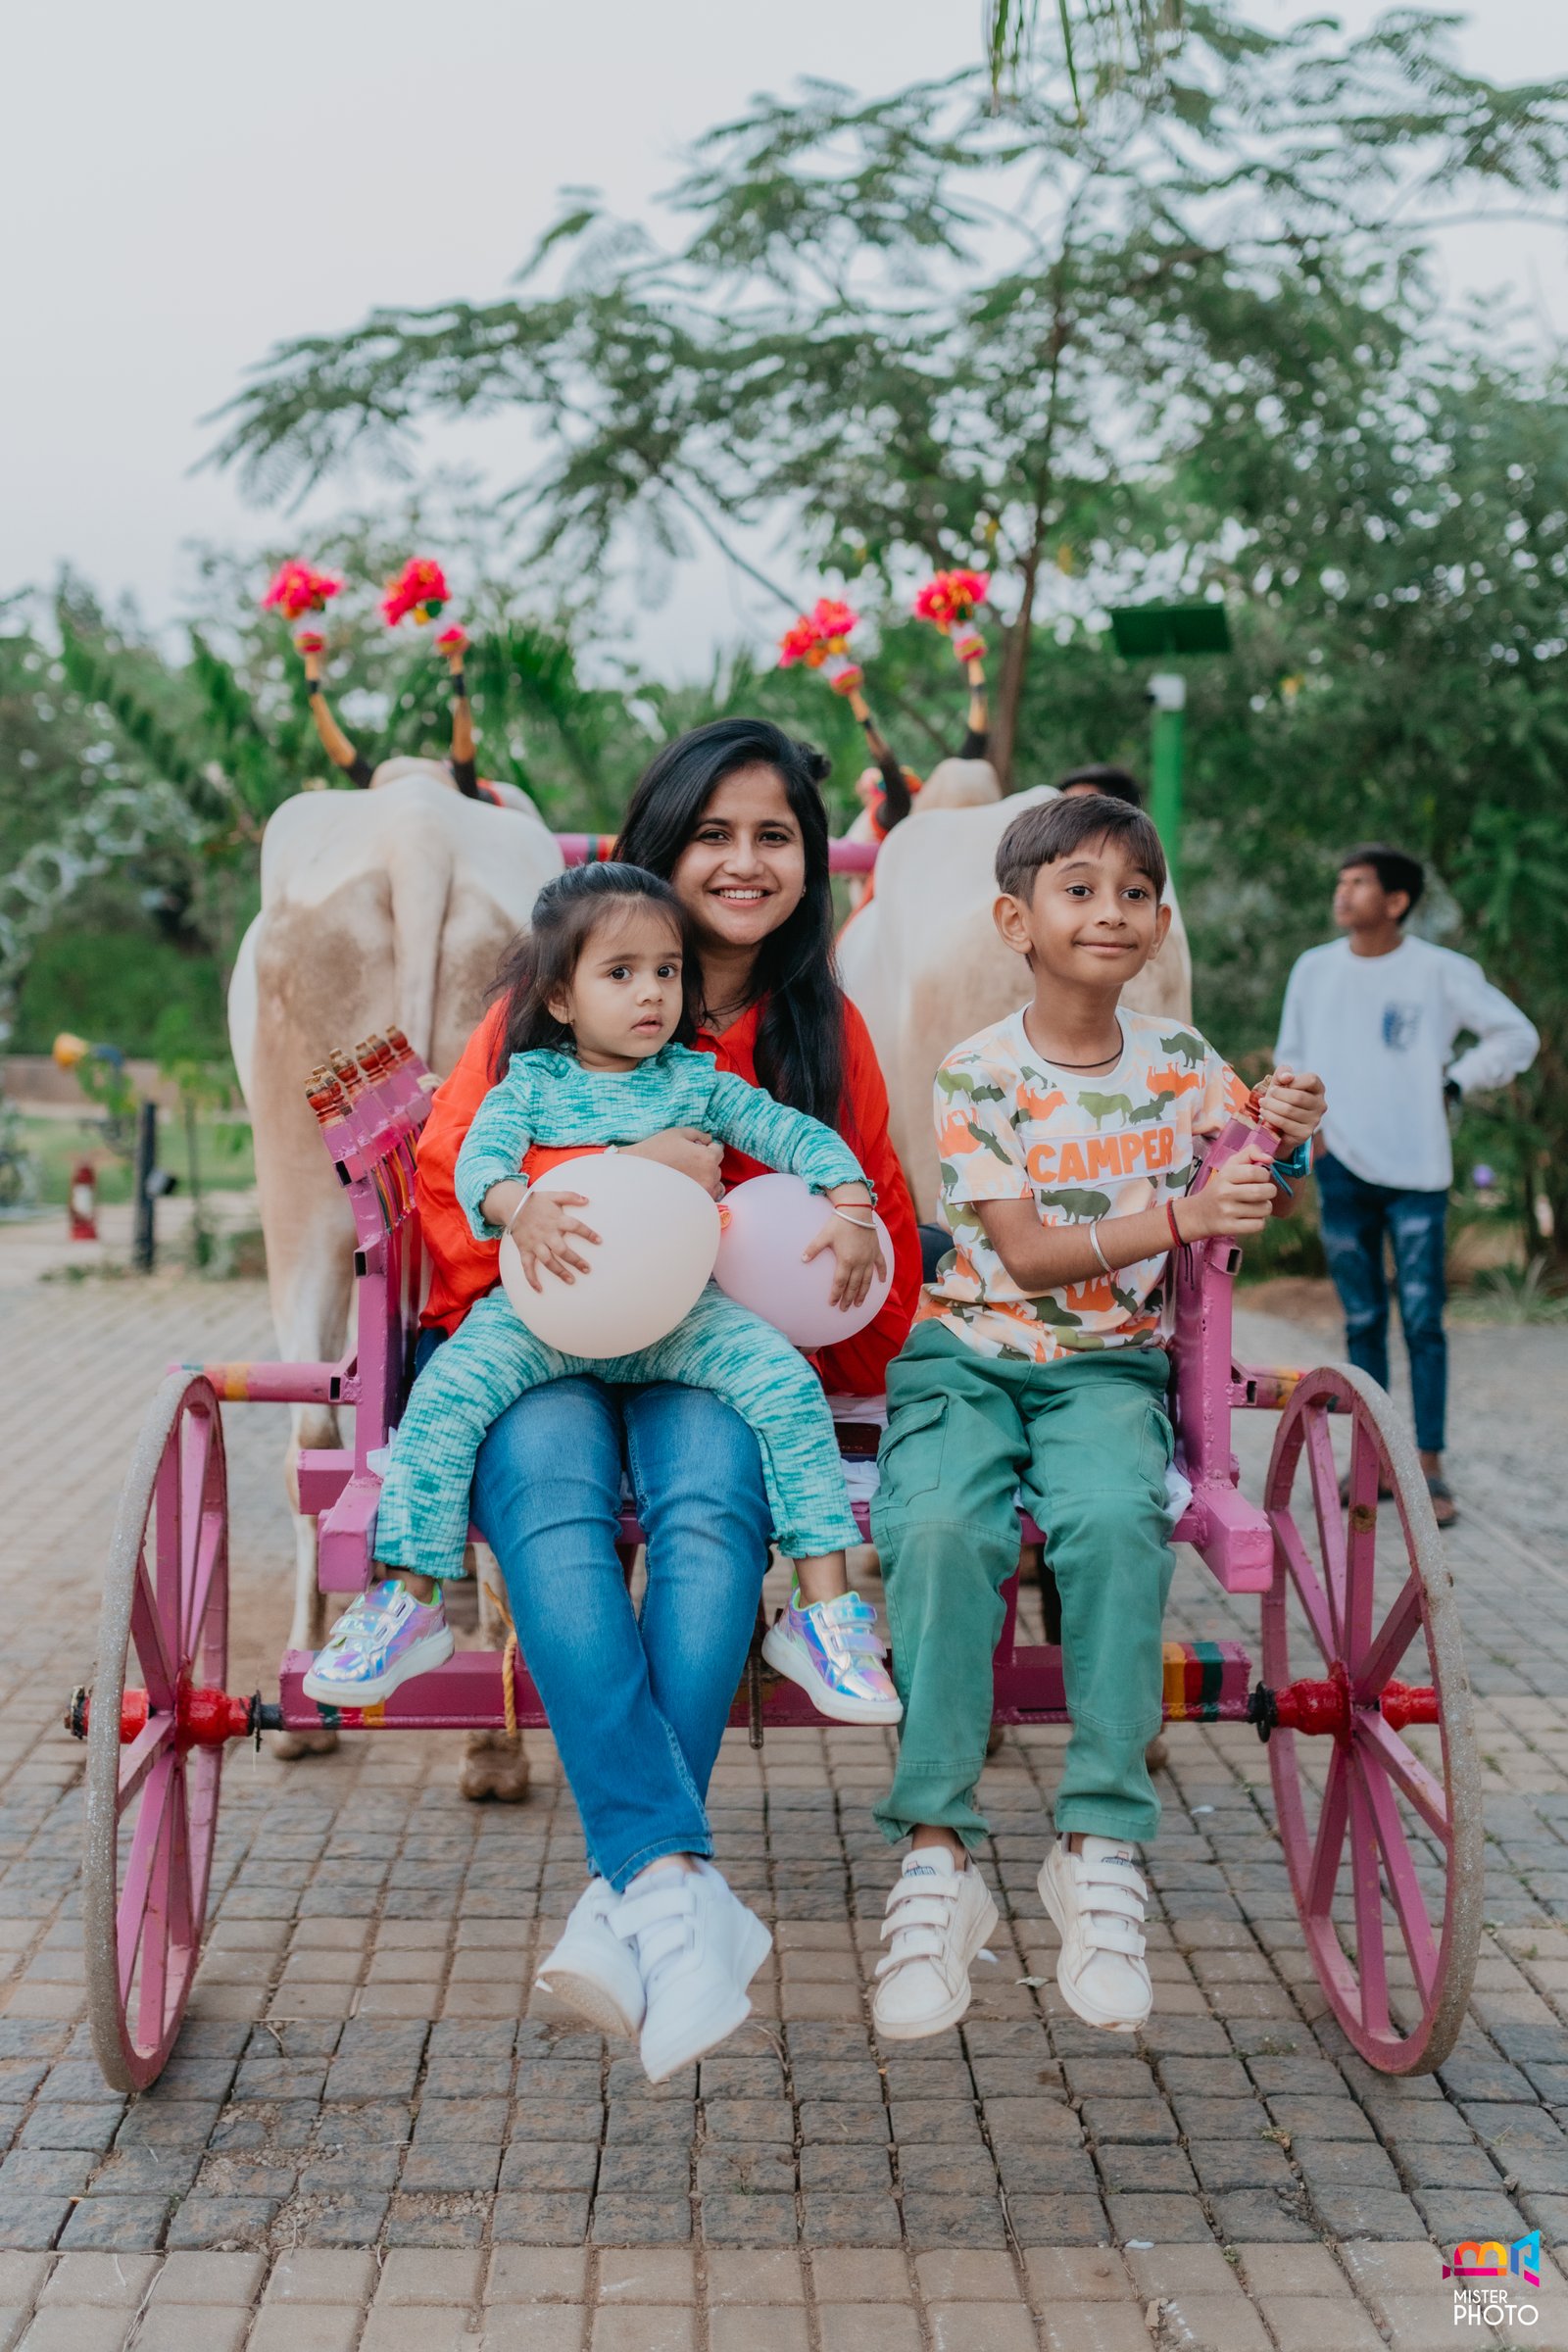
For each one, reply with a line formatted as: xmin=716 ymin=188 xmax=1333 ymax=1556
xmin=5 ymin=0 xmax=1566 ymax=679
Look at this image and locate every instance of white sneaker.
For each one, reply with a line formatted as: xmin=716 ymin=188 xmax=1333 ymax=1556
xmin=1038 ymin=1836 xmax=1152 ymax=2033
xmin=612 ymin=1861 xmax=772 ymax=2083
xmin=871 ymin=1848 xmax=999 ymax=2041
xmin=534 ymin=1879 xmax=645 ymax=2039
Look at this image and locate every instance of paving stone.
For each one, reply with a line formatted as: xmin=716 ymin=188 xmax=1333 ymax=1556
xmin=37 ymin=2255 xmax=161 ymax=2306
xmin=799 ymin=2194 xmax=904 ymax=2246
xmin=1255 ymin=2300 xmax=1384 ymax=2352
xmin=500 ymin=2143 xmax=599 ymax=2193
xmin=707 ymin=2312 xmax=808 ymax=2352
xmin=0 ymin=2201 xmax=70 ymax=2252
xmin=293 ymin=2195 xmax=392 ymax=2247
xmin=491 ymin=2194 xmax=592 ymax=2244
xmin=56 ymin=2200 xmax=171 ymax=2250
xmin=705 ymin=2248 xmax=807 ymax=2302
xmin=165 ymin=2196 xmax=279 ymax=2249
xmin=130 ymin=2311 xmax=250 ymax=2352
xmin=1208 ymin=2189 xmax=1317 ymax=2241
xmin=248 ymin=2311 xmax=363 ymax=2352
xmin=1038 ymin=2308 xmax=1157 ymax=2352
xmin=265 ymin=2252 xmax=380 ymax=2303
xmin=17 ymin=2314 xmax=141 ymax=2352
xmin=815 ymin=2310 xmax=922 ymax=2352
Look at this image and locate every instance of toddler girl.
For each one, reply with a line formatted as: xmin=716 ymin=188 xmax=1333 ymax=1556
xmin=305 ymin=861 xmax=900 ymax=1726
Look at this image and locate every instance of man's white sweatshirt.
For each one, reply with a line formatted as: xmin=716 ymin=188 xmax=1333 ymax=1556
xmin=1275 ymin=933 xmax=1538 ymax=1193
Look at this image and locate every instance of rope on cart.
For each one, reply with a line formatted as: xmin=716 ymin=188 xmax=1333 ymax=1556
xmin=501 ymin=1629 xmax=519 ymax=1739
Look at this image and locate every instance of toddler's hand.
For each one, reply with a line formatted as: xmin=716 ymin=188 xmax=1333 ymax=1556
xmin=1187 ymin=1147 xmax=1276 ymax=1240
xmin=508 ymin=1190 xmax=601 ymax=1292
xmin=627 ymin=1127 xmax=724 ymax=1198
xmin=804 ymin=1200 xmax=887 ymax=1311
xmin=1255 ymin=1065 xmax=1324 ymax=1149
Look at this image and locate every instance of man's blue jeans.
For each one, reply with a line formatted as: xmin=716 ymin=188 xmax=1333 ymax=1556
xmin=1315 ymin=1152 xmax=1447 ymax=1453
xmin=469 ymin=1374 xmax=770 ymax=1891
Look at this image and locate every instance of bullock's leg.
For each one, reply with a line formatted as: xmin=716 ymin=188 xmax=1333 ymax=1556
xmin=270 ymin=1229 xmax=356 ymax=1762
xmin=458 ymin=1547 xmax=532 ymax=1804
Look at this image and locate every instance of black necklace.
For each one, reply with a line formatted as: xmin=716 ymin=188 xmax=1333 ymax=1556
xmin=1044 ymin=1050 xmax=1122 ymax=1069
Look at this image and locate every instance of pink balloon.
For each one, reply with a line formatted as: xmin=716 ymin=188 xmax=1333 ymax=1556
xmin=713 ymin=1172 xmax=893 ymax=1348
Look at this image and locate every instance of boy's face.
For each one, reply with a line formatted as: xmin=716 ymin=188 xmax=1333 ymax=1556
xmin=1334 ymin=862 xmax=1408 ymax=931
xmin=994 ymin=832 xmax=1170 ymax=986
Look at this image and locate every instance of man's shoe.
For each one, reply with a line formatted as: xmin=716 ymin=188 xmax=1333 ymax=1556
xmin=612 ymin=1862 xmax=772 ymax=2082
xmin=1038 ymin=1836 xmax=1152 ymax=2033
xmin=535 ymin=1879 xmax=646 ymax=2039
xmin=871 ymin=1848 xmax=998 ymax=2040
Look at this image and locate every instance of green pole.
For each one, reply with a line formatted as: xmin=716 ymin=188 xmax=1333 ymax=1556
xmin=1147 ymin=671 xmax=1187 ymax=898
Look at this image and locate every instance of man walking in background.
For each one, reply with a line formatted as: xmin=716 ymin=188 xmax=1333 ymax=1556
xmin=1277 ymin=844 xmax=1538 ymax=1527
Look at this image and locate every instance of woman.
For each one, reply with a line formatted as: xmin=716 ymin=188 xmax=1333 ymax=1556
xmin=414 ymin=718 xmax=920 ymax=2077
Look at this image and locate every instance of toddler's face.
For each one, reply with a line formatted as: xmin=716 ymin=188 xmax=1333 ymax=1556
xmin=996 ymin=832 xmax=1169 ymax=986
xmin=549 ymin=905 xmax=686 ymax=1069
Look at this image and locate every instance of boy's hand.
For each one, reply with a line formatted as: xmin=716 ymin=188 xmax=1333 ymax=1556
xmin=1186 ymin=1147 xmax=1277 ymax=1240
xmin=505 ymin=1190 xmax=602 ymax=1292
xmin=1255 ymin=1065 xmax=1324 ymax=1149
xmin=803 ymin=1191 xmax=887 ymax=1311
xmin=627 ymin=1127 xmax=724 ymax=1198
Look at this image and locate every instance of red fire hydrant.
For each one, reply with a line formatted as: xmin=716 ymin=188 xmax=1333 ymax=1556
xmin=69 ymin=1162 xmax=98 ymax=1242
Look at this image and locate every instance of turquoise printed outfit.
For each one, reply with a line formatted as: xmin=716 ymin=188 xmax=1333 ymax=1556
xmin=375 ymin=1044 xmax=868 ymax=1578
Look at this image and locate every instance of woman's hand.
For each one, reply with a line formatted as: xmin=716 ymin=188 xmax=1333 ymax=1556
xmin=1255 ymin=1064 xmax=1325 ymax=1150
xmin=1184 ymin=1147 xmax=1277 ymax=1241
xmin=487 ymin=1184 xmax=602 ymax=1291
xmin=625 ymin=1128 xmax=724 ymax=1198
xmin=803 ymin=1190 xmax=886 ymax=1311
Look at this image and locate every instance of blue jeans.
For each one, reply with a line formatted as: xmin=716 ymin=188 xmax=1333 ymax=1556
xmin=468 ymin=1373 xmax=770 ymax=1891
xmin=1315 ymin=1152 xmax=1447 ymax=1453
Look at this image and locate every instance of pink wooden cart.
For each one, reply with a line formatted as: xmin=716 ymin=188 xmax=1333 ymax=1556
xmin=69 ymin=844 xmax=1481 ymax=2094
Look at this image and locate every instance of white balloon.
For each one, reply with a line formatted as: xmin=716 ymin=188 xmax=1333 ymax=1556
xmin=499 ymin=1153 xmax=720 ymax=1359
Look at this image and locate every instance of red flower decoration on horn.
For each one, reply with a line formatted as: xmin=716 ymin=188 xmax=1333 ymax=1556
xmin=776 ymin=598 xmax=861 ymax=684
xmin=262 ymin=560 xmax=341 ymax=623
xmin=381 ymin=558 xmax=450 ymax=627
xmin=434 ymin=624 xmax=469 ymax=654
xmin=912 ymin=569 xmax=989 ymax=628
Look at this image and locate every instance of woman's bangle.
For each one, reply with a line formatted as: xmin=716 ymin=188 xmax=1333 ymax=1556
xmin=1087 ymin=1219 xmax=1110 ymax=1273
xmin=1165 ymin=1199 xmax=1185 ymax=1250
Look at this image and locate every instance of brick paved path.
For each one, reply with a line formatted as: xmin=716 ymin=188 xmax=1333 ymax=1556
xmin=3 ymin=1258 xmax=1568 ymax=2348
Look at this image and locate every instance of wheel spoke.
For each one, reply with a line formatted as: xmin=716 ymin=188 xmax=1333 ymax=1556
xmin=1343 ymin=1417 xmax=1382 ymax=1669
xmin=137 ymin=1759 xmax=189 ymax=2048
xmin=1356 ymin=1708 xmax=1449 ymax=1844
xmin=184 ymin=1510 xmax=223 ymax=1667
xmin=177 ymin=1406 xmax=215 ymax=1658
xmin=154 ymin=1438 xmax=183 ymax=1666
xmin=1273 ymin=1511 xmax=1338 ymax=1667
xmin=1348 ymin=1756 xmax=1391 ymax=2035
xmin=1353 ymin=1571 xmax=1423 ymax=1701
xmin=129 ymin=1548 xmax=176 ymax=1710
xmin=1306 ymin=1744 xmax=1351 ymax=1916
xmin=1304 ymin=1404 xmax=1348 ymax=1652
xmin=118 ymin=1717 xmax=173 ymax=1810
xmin=116 ymin=1753 xmax=174 ymax=2006
xmin=1355 ymin=1745 xmax=1440 ymax=2004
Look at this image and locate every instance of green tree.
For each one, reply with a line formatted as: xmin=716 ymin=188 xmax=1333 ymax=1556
xmin=210 ymin=9 xmax=1567 ymax=784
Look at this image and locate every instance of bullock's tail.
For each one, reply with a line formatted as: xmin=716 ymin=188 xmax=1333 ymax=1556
xmin=384 ymin=808 xmax=455 ymax=1062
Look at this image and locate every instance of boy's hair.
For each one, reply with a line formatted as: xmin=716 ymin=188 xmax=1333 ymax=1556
xmin=1054 ymin=762 xmax=1143 ymax=807
xmin=491 ymin=861 xmax=700 ymax=1068
xmin=997 ymin=793 xmax=1168 ymax=904
xmin=1340 ymin=842 xmax=1425 ymax=918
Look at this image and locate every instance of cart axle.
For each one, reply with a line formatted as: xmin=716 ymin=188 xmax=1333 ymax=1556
xmin=65 ymin=1686 xmax=285 ymax=1749
xmin=1249 ymin=1673 xmax=1439 ymax=1742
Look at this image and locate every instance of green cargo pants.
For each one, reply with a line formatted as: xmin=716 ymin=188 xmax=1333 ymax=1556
xmin=871 ymin=1321 xmax=1175 ymax=1849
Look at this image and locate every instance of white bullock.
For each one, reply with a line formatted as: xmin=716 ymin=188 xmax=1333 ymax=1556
xmin=229 ymin=763 xmax=562 ymax=1777
xmin=838 ymin=783 xmax=1193 ymax=1218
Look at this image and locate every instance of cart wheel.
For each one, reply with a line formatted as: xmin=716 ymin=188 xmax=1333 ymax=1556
xmin=82 ymin=1372 xmax=228 ymax=2091
xmin=1262 ymin=1364 xmax=1481 ymax=2075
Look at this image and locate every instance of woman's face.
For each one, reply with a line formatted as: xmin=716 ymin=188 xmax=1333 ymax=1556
xmin=669 ymin=763 xmax=808 ymax=959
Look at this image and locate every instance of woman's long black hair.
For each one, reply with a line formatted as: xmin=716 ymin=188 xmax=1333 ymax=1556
xmin=612 ymin=718 xmax=849 ymax=1134
xmin=489 ymin=862 xmax=700 ymax=1070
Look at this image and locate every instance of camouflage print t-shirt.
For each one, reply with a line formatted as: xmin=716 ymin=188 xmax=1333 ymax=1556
xmin=925 ymin=1005 xmax=1250 ymax=1363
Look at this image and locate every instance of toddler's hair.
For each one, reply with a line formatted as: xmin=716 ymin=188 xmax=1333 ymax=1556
xmin=491 ymin=861 xmax=700 ymax=1068
xmin=1340 ymin=842 xmax=1425 ymax=917
xmin=996 ymin=793 xmax=1168 ymax=903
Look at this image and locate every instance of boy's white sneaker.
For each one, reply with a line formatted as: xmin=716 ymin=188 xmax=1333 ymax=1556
xmin=534 ymin=1879 xmax=646 ymax=2039
xmin=872 ymin=1847 xmax=999 ymax=2040
xmin=1038 ymin=1835 xmax=1152 ymax=2033
xmin=612 ymin=1861 xmax=772 ymax=2083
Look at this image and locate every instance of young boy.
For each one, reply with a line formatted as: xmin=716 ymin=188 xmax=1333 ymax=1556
xmin=870 ymin=794 xmax=1324 ymax=2038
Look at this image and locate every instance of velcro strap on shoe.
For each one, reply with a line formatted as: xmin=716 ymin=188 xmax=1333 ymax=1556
xmin=1083 ymin=1913 xmax=1146 ymax=1958
xmin=879 ymin=1886 xmax=958 ymax=1943
xmin=873 ymin=1929 xmax=947 ymax=1975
